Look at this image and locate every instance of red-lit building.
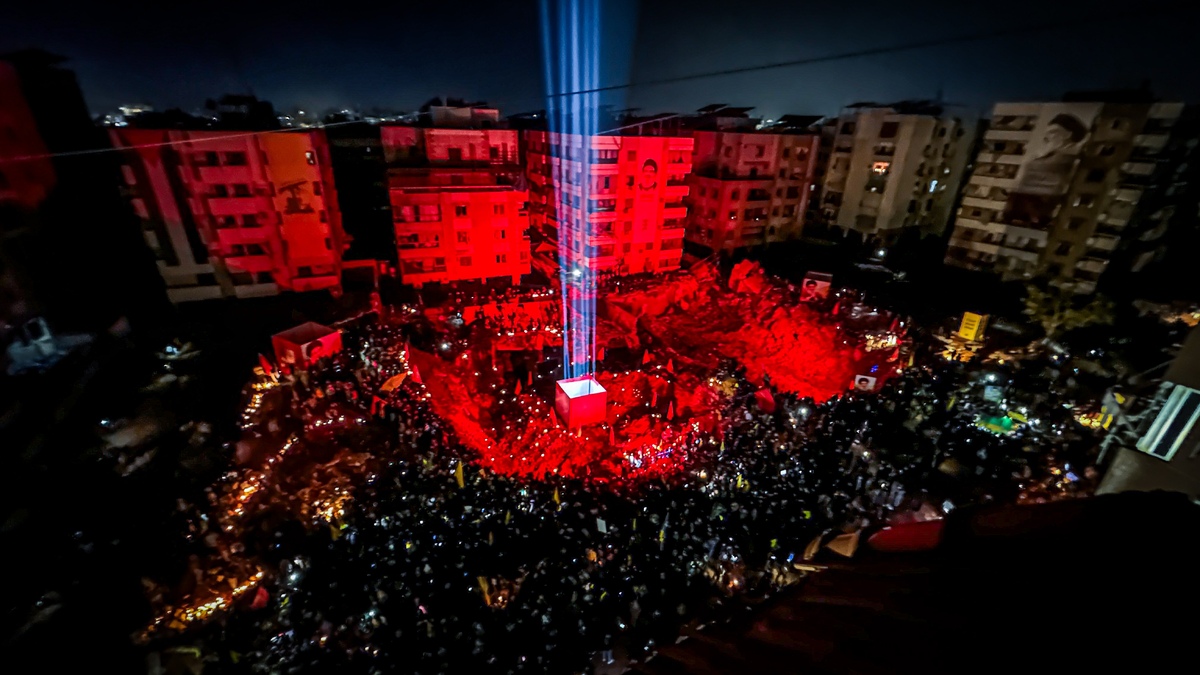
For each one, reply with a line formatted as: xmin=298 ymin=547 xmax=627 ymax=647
xmin=686 ymin=122 xmax=820 ymax=253
xmin=110 ymin=128 xmax=347 ymax=303
xmin=524 ymin=131 xmax=692 ymax=277
xmin=383 ymin=112 xmax=530 ymax=286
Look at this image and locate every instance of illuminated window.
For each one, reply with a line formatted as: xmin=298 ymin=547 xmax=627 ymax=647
xmin=871 ymin=161 xmax=890 ymax=175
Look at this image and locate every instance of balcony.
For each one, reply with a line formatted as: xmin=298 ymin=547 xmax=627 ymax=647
xmin=206 ymin=196 xmax=264 ymax=216
xmin=663 ymin=204 xmax=688 ymax=219
xmin=1087 ymin=233 xmax=1120 ymax=251
xmin=997 ymin=246 xmax=1038 ymax=263
xmin=224 ymin=254 xmax=273 ymax=273
xmin=1075 ymin=257 xmax=1108 ymax=274
xmin=398 ymin=240 xmax=441 ymax=250
xmin=1112 ymin=186 xmax=1143 ymax=202
xmin=873 ymin=144 xmax=895 ymax=157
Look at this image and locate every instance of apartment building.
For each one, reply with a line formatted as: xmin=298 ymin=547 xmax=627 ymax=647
xmin=820 ymin=101 xmax=977 ymax=242
xmin=111 ymin=127 xmax=347 ymax=303
xmin=524 ymin=130 xmax=693 ymax=278
xmin=945 ymin=94 xmax=1184 ymax=293
xmin=382 ymin=108 xmax=529 ymax=286
xmin=686 ymin=113 xmax=820 ymax=253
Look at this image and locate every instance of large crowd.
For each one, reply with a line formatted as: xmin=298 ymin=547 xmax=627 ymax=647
xmin=144 ymin=288 xmax=1066 ymax=675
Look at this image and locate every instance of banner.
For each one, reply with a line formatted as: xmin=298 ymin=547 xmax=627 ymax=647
xmin=1003 ymin=103 xmax=1101 ymax=228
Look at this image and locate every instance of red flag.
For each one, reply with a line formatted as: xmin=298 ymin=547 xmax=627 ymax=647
xmin=598 ymin=347 xmax=606 ymax=361
xmin=642 ymin=351 xmax=652 ymax=365
xmin=667 ymin=401 xmax=675 ymax=420
xmin=515 ymin=380 xmax=522 ymax=396
xmin=258 ymin=353 xmax=273 ymax=377
xmin=410 ymin=365 xmax=423 ymax=385
xmin=754 ymin=388 xmax=776 ymax=413
xmin=665 ymin=359 xmax=674 ymax=374
xmin=250 ymin=586 xmax=269 ymax=610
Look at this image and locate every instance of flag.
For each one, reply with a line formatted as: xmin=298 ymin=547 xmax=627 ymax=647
xmin=478 ymin=576 xmax=491 ymax=606
xmin=258 ymin=353 xmax=273 ymax=377
xmin=667 ymin=402 xmax=675 ymax=420
xmin=250 ymin=586 xmax=269 ymax=610
xmin=642 ymin=351 xmax=652 ymax=364
xmin=754 ymin=388 xmax=776 ymax=413
xmin=410 ymin=365 xmax=423 ymax=385
xmin=552 ymin=488 xmax=560 ymax=505
xmin=455 ymin=462 xmax=465 ymax=488
xmin=380 ymin=372 xmax=407 ymax=392
xmin=666 ymin=359 xmax=674 ymax=373
xmin=514 ymin=380 xmax=522 ymax=396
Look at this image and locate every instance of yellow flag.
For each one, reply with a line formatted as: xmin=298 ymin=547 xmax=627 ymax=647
xmin=659 ymin=529 xmax=665 ymax=543
xmin=477 ymin=576 xmax=491 ymax=605
xmin=231 ymin=651 xmax=241 ymax=664
xmin=505 ymin=510 xmax=511 ymax=525
xmin=455 ymin=462 xmax=465 ymax=489
xmin=552 ymin=488 xmax=560 ymax=505
xmin=632 ymin=517 xmax=637 ymax=532
xmin=330 ymin=525 xmax=341 ymax=540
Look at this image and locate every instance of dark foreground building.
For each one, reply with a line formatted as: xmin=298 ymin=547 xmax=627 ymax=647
xmin=635 ymin=492 xmax=1199 ymax=674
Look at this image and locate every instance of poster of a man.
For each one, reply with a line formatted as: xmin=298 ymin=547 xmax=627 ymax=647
xmin=855 ymin=375 xmax=877 ymax=392
xmin=799 ymin=272 xmax=833 ymax=302
xmin=1004 ymin=103 xmax=1099 ymax=228
xmin=639 ymin=159 xmax=658 ymax=191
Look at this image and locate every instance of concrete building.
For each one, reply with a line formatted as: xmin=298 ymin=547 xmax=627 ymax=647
xmin=819 ymin=101 xmax=977 ymax=243
xmin=945 ymin=94 xmax=1184 ymax=294
xmin=111 ymin=127 xmax=348 ymax=303
xmin=525 ymin=130 xmax=693 ymax=278
xmin=685 ymin=112 xmax=821 ymax=254
xmin=383 ymin=108 xmax=529 ymax=286
xmin=1 ymin=50 xmax=165 ymax=334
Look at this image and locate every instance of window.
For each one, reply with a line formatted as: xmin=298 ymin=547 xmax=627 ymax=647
xmin=907 ymin=200 xmax=917 ymax=213
xmin=494 ymin=230 xmax=506 ymax=240
xmin=459 ymin=256 xmax=472 ymax=266
xmin=1098 ymin=144 xmax=1116 ymax=157
xmin=457 ymin=232 xmax=470 ymax=243
xmin=1055 ymin=242 xmax=1073 ymax=256
xmin=246 ymin=243 xmax=265 ymax=255
xmin=319 ymin=210 xmax=327 ymax=223
xmin=723 ymin=147 xmax=732 ymax=158
xmin=489 ymin=147 xmax=500 ymax=160
xmin=623 ymin=243 xmax=632 ymax=253
xmin=1066 ymin=217 xmax=1085 ymax=230
xmin=698 ymin=187 xmax=705 ymax=198
xmin=1074 ymin=194 xmax=1095 ymax=207
xmin=312 ymin=181 xmax=322 ymax=195
xmin=728 ymin=210 xmax=737 ymax=220
xmin=243 ymin=214 xmax=258 ymax=227
xmin=455 ymin=205 xmax=468 ymax=217
xmin=224 ymin=152 xmax=247 ymax=166
xmin=731 ymin=189 xmax=740 ymax=200
xmin=305 ymin=151 xmax=316 ymax=165
xmin=1111 ymin=118 xmax=1125 ymax=130
xmin=871 ymin=161 xmax=890 ymax=174
xmin=1085 ymin=168 xmax=1106 ymax=183
xmin=782 ymin=205 xmax=796 ymax=217
xmin=212 ymin=184 xmax=229 ymax=197
xmin=493 ymin=204 xmax=505 ymax=215
xmin=782 ymin=148 xmax=790 ymax=158
xmin=839 ymin=121 xmax=855 ymax=135
xmin=433 ymin=257 xmax=446 ymax=268
xmin=755 ymin=145 xmax=765 ymax=158
xmin=775 ymin=188 xmax=783 ymax=198
xmin=879 ymin=121 xmax=899 ymax=139
xmin=233 ymin=184 xmax=251 ymax=197
xmin=624 ymin=198 xmax=633 ymax=211
xmin=772 ymin=207 xmax=780 ymax=216
xmin=203 ymin=151 xmax=219 ymax=166
xmin=626 ymin=176 xmax=635 ymax=188
xmin=495 ymin=254 xmax=508 ymax=264
xmin=626 ymin=150 xmax=636 ymax=162
xmin=778 ymin=169 xmax=787 ymax=178
xmin=448 ymin=148 xmax=463 ymax=162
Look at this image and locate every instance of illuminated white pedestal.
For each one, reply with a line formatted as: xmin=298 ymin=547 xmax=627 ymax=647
xmin=555 ymin=375 xmax=607 ymax=428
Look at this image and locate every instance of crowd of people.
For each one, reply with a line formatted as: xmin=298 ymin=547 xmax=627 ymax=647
xmin=143 ymin=279 xmax=1066 ymax=674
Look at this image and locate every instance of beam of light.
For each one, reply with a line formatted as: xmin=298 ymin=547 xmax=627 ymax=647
xmin=539 ymin=0 xmax=604 ymax=379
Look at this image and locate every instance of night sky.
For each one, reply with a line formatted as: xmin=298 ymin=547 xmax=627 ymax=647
xmin=4 ymin=0 xmax=1199 ymax=120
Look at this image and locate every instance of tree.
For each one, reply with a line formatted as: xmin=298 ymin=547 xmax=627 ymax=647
xmin=1023 ymin=283 xmax=1115 ymax=340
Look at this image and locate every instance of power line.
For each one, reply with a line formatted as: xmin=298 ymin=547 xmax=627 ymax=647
xmin=547 ymin=5 xmax=1182 ymax=99
xmin=0 ymin=5 xmax=1183 ymax=165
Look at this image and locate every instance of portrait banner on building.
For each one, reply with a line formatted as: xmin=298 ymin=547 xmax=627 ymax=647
xmin=799 ymin=271 xmax=833 ymax=303
xmin=1004 ymin=103 xmax=1101 ymax=229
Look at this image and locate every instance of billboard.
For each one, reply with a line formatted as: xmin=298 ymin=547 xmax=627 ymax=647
xmin=799 ymin=271 xmax=833 ymax=303
xmin=1004 ymin=103 xmax=1101 ymax=229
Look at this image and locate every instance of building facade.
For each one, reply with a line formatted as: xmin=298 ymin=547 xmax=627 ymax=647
xmin=945 ymin=97 xmax=1184 ymax=294
xmin=685 ymin=128 xmax=820 ymax=253
xmin=524 ymin=131 xmax=692 ymax=277
xmin=820 ymin=102 xmax=976 ymax=242
xmin=111 ymin=128 xmax=347 ymax=303
xmin=383 ymin=120 xmax=529 ymax=286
